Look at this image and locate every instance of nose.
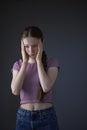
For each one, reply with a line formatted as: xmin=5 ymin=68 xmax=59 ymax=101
xmin=29 ymin=46 xmax=34 ymax=53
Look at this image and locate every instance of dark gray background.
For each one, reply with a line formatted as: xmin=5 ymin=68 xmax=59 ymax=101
xmin=1 ymin=0 xmax=87 ymax=130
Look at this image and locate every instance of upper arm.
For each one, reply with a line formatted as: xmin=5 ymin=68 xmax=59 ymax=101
xmin=11 ymin=60 xmax=21 ymax=83
xmin=11 ymin=70 xmax=18 ymax=86
xmin=47 ymin=67 xmax=58 ymax=86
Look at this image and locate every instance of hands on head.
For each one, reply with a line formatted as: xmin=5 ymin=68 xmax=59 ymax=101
xmin=36 ymin=39 xmax=43 ymax=62
xmin=21 ymin=40 xmax=29 ymax=63
xmin=21 ymin=38 xmax=43 ymax=63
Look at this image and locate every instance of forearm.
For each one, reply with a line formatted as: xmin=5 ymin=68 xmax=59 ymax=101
xmin=37 ymin=60 xmax=51 ymax=93
xmin=11 ymin=62 xmax=27 ymax=95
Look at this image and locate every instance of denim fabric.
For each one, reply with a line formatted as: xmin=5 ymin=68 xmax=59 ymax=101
xmin=16 ymin=106 xmax=59 ymax=130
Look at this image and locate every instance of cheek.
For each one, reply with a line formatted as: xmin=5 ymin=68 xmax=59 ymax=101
xmin=25 ymin=48 xmax=29 ymax=53
xmin=34 ymin=47 xmax=38 ymax=52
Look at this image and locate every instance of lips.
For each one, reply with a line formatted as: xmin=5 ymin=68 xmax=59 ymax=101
xmin=30 ymin=54 xmax=35 ymax=56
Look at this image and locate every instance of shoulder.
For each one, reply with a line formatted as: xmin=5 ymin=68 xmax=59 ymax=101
xmin=12 ymin=59 xmax=22 ymax=71
xmin=47 ymin=56 xmax=60 ymax=71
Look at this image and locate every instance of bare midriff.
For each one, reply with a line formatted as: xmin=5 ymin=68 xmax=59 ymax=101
xmin=20 ymin=102 xmax=53 ymax=110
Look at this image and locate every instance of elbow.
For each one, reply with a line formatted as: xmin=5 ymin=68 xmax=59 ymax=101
xmin=42 ymin=85 xmax=52 ymax=93
xmin=11 ymin=86 xmax=19 ymax=96
xmin=43 ymin=88 xmax=49 ymax=93
xmin=42 ymin=82 xmax=53 ymax=93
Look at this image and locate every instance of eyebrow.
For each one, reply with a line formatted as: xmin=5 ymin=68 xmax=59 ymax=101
xmin=24 ymin=44 xmax=38 ymax=47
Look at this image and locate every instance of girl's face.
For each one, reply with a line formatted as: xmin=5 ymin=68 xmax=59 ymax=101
xmin=23 ymin=37 xmax=39 ymax=59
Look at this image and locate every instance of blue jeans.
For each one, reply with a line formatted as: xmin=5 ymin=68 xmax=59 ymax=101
xmin=16 ymin=106 xmax=59 ymax=130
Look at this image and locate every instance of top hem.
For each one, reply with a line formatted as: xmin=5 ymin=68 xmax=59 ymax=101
xmin=20 ymin=100 xmax=53 ymax=104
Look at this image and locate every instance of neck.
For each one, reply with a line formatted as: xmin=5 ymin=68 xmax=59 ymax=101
xmin=28 ymin=58 xmax=36 ymax=63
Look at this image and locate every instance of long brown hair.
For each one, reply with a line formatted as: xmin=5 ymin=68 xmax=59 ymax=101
xmin=21 ymin=26 xmax=47 ymax=101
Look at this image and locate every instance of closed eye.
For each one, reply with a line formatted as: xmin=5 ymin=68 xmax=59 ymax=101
xmin=32 ymin=45 xmax=38 ymax=48
xmin=25 ymin=45 xmax=29 ymax=48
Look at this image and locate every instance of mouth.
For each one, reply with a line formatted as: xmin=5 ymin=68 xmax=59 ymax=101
xmin=30 ymin=54 xmax=35 ymax=57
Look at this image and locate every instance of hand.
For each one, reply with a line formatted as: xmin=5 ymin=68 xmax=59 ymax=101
xmin=36 ymin=39 xmax=43 ymax=62
xmin=21 ymin=40 xmax=29 ymax=63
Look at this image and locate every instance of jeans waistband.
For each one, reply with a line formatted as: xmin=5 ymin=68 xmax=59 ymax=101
xmin=17 ymin=106 xmax=55 ymax=117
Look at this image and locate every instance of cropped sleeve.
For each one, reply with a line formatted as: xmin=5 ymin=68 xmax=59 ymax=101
xmin=11 ymin=59 xmax=22 ymax=72
xmin=47 ymin=57 xmax=60 ymax=72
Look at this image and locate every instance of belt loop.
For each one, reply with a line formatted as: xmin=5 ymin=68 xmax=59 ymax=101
xmin=23 ymin=109 xmax=26 ymax=116
xmin=39 ymin=110 xmax=42 ymax=119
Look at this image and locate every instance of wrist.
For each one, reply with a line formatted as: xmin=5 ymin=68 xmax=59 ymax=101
xmin=36 ymin=59 xmax=42 ymax=64
xmin=22 ymin=61 xmax=28 ymax=66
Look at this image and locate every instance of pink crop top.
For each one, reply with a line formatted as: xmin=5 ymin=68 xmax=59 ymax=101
xmin=12 ymin=57 xmax=60 ymax=104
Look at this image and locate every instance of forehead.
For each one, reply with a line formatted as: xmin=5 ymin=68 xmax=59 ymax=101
xmin=23 ymin=37 xmax=39 ymax=45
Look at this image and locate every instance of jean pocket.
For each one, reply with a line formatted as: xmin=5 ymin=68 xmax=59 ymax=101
xmin=16 ymin=112 xmax=25 ymax=121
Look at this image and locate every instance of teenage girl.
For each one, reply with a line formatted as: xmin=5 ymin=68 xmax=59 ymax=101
xmin=11 ymin=26 xmax=60 ymax=130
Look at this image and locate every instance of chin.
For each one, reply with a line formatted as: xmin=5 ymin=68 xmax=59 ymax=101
xmin=30 ymin=55 xmax=36 ymax=59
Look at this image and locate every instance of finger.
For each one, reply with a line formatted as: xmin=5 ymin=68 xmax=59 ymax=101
xmin=39 ymin=40 xmax=43 ymax=52
xmin=21 ymin=40 xmax=23 ymax=49
xmin=21 ymin=40 xmax=25 ymax=51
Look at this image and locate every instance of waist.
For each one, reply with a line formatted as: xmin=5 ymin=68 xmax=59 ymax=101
xmin=17 ymin=105 xmax=57 ymax=123
xmin=18 ymin=105 xmax=56 ymax=120
xmin=20 ymin=102 xmax=53 ymax=111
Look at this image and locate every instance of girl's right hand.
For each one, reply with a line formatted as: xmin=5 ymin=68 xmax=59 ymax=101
xmin=21 ymin=40 xmax=29 ymax=63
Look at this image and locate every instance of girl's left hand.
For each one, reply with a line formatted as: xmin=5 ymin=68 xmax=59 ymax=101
xmin=36 ymin=39 xmax=43 ymax=62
